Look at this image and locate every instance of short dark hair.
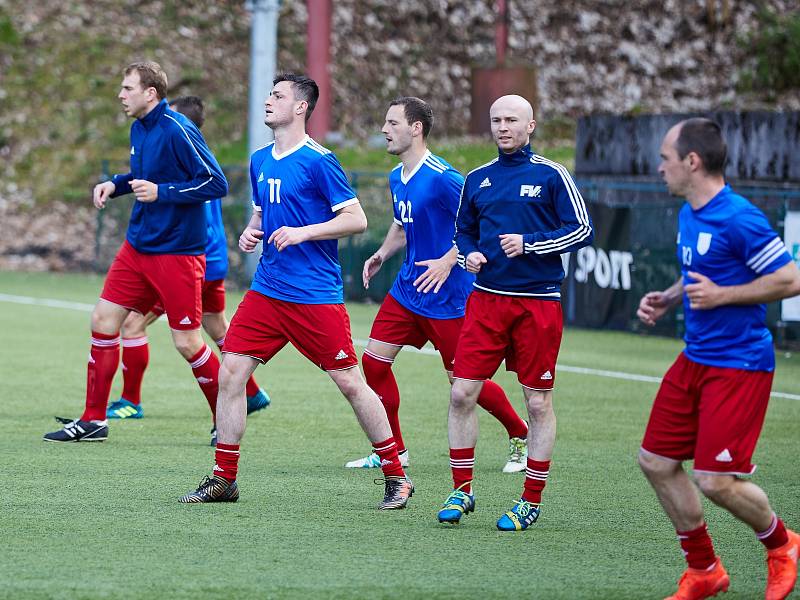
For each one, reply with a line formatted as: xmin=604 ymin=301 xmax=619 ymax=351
xmin=170 ymin=96 xmax=205 ymax=129
xmin=124 ymin=61 xmax=168 ymax=100
xmin=675 ymin=118 xmax=727 ymax=175
xmin=273 ymin=73 xmax=319 ymax=121
xmin=389 ymin=96 xmax=434 ymax=138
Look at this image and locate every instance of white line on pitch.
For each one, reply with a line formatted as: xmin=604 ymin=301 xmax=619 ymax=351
xmin=2 ymin=291 xmax=799 ymax=401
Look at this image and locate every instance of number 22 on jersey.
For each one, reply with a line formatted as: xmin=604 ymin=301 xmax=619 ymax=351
xmin=398 ymin=199 xmax=413 ymax=223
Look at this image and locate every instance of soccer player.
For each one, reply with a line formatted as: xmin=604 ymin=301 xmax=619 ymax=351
xmin=345 ymin=97 xmax=529 ymax=472
xmin=43 ymin=61 xmax=228 ymax=443
xmin=179 ymin=74 xmax=413 ymax=509
xmin=437 ymin=94 xmax=593 ymax=530
xmin=106 ymin=95 xmax=270 ymax=444
xmin=637 ymin=118 xmax=800 ymax=600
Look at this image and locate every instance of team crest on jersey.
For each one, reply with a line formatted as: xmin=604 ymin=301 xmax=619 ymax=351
xmin=696 ymin=232 xmax=713 ymax=255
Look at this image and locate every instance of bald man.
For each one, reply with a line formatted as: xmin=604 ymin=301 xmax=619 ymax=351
xmin=437 ymin=95 xmax=593 ymax=530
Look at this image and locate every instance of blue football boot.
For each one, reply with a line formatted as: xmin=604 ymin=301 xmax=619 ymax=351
xmin=246 ymin=388 xmax=271 ymax=415
xmin=496 ymin=499 xmax=541 ymax=531
xmin=437 ymin=483 xmax=475 ymax=524
xmin=106 ymin=398 xmax=144 ymax=419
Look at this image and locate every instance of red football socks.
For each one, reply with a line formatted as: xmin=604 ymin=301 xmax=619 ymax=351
xmin=120 ymin=336 xmax=149 ymax=405
xmin=476 ymin=380 xmax=528 ymax=439
xmin=363 ymin=351 xmax=405 ymax=453
xmin=756 ymin=513 xmax=790 ymax=550
xmin=214 ymin=443 xmax=240 ymax=482
xmin=449 ymin=447 xmax=475 ymax=494
xmin=81 ymin=331 xmax=120 ymax=421
xmin=372 ymin=437 xmax=405 ymax=478
xmin=188 ymin=345 xmax=220 ymax=420
xmin=521 ymin=458 xmax=550 ymax=504
xmin=677 ymin=523 xmax=718 ymax=570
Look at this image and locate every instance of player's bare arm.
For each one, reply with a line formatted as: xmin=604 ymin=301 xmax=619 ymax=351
xmin=685 ymin=261 xmax=800 ymax=310
xmin=93 ymin=181 xmax=116 ymax=209
xmin=637 ymin=278 xmax=684 ymax=326
xmin=414 ymin=246 xmax=458 ymax=294
xmin=130 ymin=179 xmax=158 ymax=203
xmin=239 ymin=209 xmax=264 ymax=253
xmin=269 ymin=202 xmax=368 ymax=252
xmin=465 ymin=251 xmax=488 ymax=274
xmin=363 ymin=222 xmax=406 ymax=289
xmin=498 ymin=233 xmax=523 ymax=257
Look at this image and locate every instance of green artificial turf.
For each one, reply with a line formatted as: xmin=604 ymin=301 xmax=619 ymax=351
xmin=1 ymin=271 xmax=798 ymax=599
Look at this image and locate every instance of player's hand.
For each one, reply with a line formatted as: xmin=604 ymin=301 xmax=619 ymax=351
xmin=93 ymin=181 xmax=116 ymax=209
xmin=363 ymin=253 xmax=384 ymax=289
xmin=131 ymin=179 xmax=158 ymax=203
xmin=465 ymin=251 xmax=487 ymax=274
xmin=685 ymin=271 xmax=725 ymax=310
xmin=637 ymin=291 xmax=672 ymax=326
xmin=267 ymin=226 xmax=309 ymax=252
xmin=413 ymin=256 xmax=454 ymax=294
xmin=499 ymin=233 xmax=524 ymax=257
xmin=239 ymin=227 xmax=264 ymax=252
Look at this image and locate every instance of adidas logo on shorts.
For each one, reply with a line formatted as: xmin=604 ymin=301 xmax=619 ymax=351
xmin=540 ymin=370 xmax=553 ymax=380
xmin=335 ymin=349 xmax=349 ymax=360
xmin=480 ymin=177 xmax=491 ymax=188
xmin=715 ymin=448 xmax=733 ymax=462
xmin=179 ymin=316 xmax=192 ymax=325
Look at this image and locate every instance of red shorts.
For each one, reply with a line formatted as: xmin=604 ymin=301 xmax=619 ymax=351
xmin=453 ymin=291 xmax=563 ymax=390
xmin=368 ymin=293 xmax=464 ymax=371
xmin=101 ymin=241 xmax=205 ymax=330
xmin=641 ymin=353 xmax=773 ymax=475
xmin=223 ymin=290 xmax=359 ymax=371
xmin=150 ymin=279 xmax=226 ymax=317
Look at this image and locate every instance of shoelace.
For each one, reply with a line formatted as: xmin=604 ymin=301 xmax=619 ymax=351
xmin=443 ymin=490 xmax=471 ymax=507
xmin=196 ymin=476 xmax=215 ymax=492
xmin=512 ymin=500 xmax=536 ymax=517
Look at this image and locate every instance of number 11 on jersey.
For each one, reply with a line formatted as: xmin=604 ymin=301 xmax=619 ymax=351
xmin=268 ymin=178 xmax=282 ymax=204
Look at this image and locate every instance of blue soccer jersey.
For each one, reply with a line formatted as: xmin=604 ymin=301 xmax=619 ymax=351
xmin=678 ymin=184 xmax=792 ymax=371
xmin=387 ymin=151 xmax=473 ymax=319
xmin=248 ymin=136 xmax=358 ymax=304
xmin=204 ymin=199 xmax=228 ymax=282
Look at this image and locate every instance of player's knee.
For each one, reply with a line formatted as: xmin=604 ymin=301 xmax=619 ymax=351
xmin=361 ymin=351 xmax=392 ymax=385
xmin=332 ymin=368 xmax=366 ymax=400
xmin=172 ymin=333 xmax=203 ymax=359
xmin=694 ymin=473 xmax=733 ymax=500
xmin=638 ymin=450 xmax=677 ymax=479
xmin=524 ymin=392 xmax=552 ymax=419
xmin=202 ymin=313 xmax=228 ymax=341
xmin=91 ymin=306 xmax=120 ymax=334
xmin=450 ymin=382 xmax=478 ymax=411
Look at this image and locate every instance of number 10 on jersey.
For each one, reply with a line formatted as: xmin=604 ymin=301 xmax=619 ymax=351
xmin=268 ymin=178 xmax=282 ymax=204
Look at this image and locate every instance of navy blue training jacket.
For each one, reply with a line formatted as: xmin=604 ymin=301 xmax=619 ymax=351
xmin=110 ymin=99 xmax=228 ymax=255
xmin=454 ymin=145 xmax=593 ymax=298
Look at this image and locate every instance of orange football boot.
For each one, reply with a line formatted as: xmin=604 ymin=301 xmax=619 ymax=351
xmin=765 ymin=529 xmax=800 ymax=600
xmin=664 ymin=558 xmax=730 ymax=600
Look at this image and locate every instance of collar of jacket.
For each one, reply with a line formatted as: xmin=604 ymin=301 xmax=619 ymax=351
xmin=497 ymin=143 xmax=533 ymax=166
xmin=139 ymin=99 xmax=169 ymax=130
